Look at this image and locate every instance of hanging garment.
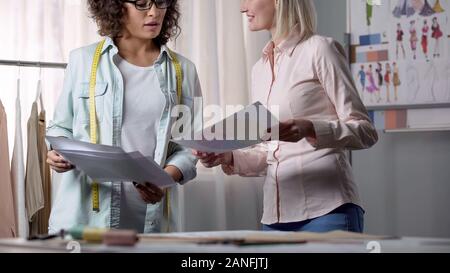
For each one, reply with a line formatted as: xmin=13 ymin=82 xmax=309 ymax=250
xmin=0 ymin=100 xmax=17 ymax=238
xmin=35 ymin=82 xmax=52 ymax=235
xmin=25 ymin=102 xmax=45 ymax=237
xmin=11 ymin=80 xmax=28 ymax=238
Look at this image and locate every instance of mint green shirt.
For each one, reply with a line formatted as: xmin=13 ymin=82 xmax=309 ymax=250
xmin=47 ymin=37 xmax=202 ymax=233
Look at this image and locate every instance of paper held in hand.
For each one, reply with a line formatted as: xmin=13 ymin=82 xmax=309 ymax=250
xmin=46 ymin=136 xmax=176 ymax=188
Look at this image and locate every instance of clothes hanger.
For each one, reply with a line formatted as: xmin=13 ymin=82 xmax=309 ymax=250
xmin=36 ymin=66 xmax=44 ymax=111
xmin=17 ymin=64 xmax=21 ymax=101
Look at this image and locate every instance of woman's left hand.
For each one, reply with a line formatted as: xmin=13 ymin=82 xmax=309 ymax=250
xmin=276 ymin=119 xmax=316 ymax=143
xmin=133 ymin=182 xmax=164 ymax=204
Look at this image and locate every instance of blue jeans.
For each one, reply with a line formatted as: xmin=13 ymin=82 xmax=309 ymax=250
xmin=262 ymin=203 xmax=364 ymax=233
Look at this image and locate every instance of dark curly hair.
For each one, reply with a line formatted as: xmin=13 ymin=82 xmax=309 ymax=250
xmin=87 ymin=0 xmax=181 ymax=46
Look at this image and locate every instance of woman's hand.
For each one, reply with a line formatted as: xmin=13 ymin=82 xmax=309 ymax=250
xmin=133 ymin=182 xmax=164 ymax=204
xmin=277 ymin=119 xmax=316 ymax=143
xmin=47 ymin=150 xmax=74 ymax=173
xmin=192 ymin=150 xmax=233 ymax=168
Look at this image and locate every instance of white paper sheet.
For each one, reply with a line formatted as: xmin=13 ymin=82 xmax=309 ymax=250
xmin=46 ymin=137 xmax=176 ymax=188
xmin=172 ymin=101 xmax=277 ymax=153
xmin=47 ymin=136 xmax=123 ymax=154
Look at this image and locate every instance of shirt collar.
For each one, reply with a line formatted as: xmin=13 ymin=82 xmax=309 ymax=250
xmin=102 ymin=36 xmax=173 ymax=62
xmin=262 ymin=25 xmax=303 ymax=61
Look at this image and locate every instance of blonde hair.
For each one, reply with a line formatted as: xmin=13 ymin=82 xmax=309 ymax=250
xmin=273 ymin=0 xmax=317 ymax=43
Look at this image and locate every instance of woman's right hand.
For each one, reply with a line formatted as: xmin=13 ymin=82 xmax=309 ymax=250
xmin=47 ymin=150 xmax=74 ymax=173
xmin=192 ymin=150 xmax=233 ymax=168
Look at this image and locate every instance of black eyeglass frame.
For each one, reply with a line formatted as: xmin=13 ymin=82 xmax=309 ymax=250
xmin=122 ymin=0 xmax=173 ymax=10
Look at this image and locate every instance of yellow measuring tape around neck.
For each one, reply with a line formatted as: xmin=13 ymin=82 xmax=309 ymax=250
xmin=169 ymin=48 xmax=183 ymax=103
xmin=89 ymin=41 xmax=183 ymax=231
xmin=90 ymin=40 xmax=105 ymax=212
xmin=165 ymin=48 xmax=182 ymax=233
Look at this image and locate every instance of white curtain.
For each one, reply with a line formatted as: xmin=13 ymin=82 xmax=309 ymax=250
xmin=172 ymin=0 xmax=270 ymax=231
xmin=0 ymin=0 xmax=99 ymax=157
xmin=0 ymin=0 xmax=100 ymax=203
xmin=0 ymin=0 xmax=270 ymax=232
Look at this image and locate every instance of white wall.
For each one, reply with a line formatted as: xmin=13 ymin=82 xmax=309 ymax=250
xmin=315 ymin=0 xmax=348 ymax=45
xmin=354 ymin=131 xmax=450 ymax=238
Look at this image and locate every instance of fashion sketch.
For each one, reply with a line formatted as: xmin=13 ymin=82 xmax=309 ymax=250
xmin=396 ymin=23 xmax=406 ymax=59
xmin=385 ymin=63 xmax=392 ymax=103
xmin=411 ymin=0 xmax=424 ymax=12
xmin=376 ymin=62 xmax=383 ymax=101
xmin=366 ymin=64 xmax=380 ymax=102
xmin=393 ymin=0 xmax=415 ymax=18
xmin=393 ymin=62 xmax=401 ymax=101
xmin=410 ymin=20 xmax=419 ymax=60
xmin=419 ymin=0 xmax=436 ymax=16
xmin=421 ymin=19 xmax=429 ymax=61
xmin=367 ymin=0 xmax=374 ymax=26
xmin=376 ymin=62 xmax=384 ymax=86
xmin=431 ymin=17 xmax=443 ymax=58
xmin=433 ymin=0 xmax=445 ymax=13
xmin=357 ymin=65 xmax=366 ymax=100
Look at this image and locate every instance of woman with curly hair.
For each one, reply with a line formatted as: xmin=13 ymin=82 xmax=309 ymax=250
xmin=46 ymin=0 xmax=202 ymax=233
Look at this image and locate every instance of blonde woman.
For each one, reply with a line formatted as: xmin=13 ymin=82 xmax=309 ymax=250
xmin=195 ymin=0 xmax=378 ymax=233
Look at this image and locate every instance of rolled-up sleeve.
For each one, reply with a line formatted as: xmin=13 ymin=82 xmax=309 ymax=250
xmin=165 ymin=61 xmax=203 ymax=185
xmin=165 ymin=142 xmax=198 ymax=185
xmin=308 ymin=39 xmax=378 ymax=150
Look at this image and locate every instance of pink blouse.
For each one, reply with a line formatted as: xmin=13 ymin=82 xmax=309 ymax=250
xmin=222 ymin=34 xmax=378 ymax=225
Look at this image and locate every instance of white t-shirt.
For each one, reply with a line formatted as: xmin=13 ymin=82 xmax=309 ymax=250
xmin=114 ymin=54 xmax=165 ymax=232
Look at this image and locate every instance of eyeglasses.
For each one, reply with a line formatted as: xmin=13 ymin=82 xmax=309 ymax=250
xmin=122 ymin=0 xmax=173 ymax=11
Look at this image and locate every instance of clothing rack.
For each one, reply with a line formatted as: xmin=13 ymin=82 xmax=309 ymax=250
xmin=0 ymin=59 xmax=67 ymax=69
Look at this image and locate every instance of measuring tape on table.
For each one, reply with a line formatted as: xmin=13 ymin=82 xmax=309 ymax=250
xmin=89 ymin=40 xmax=183 ymax=232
